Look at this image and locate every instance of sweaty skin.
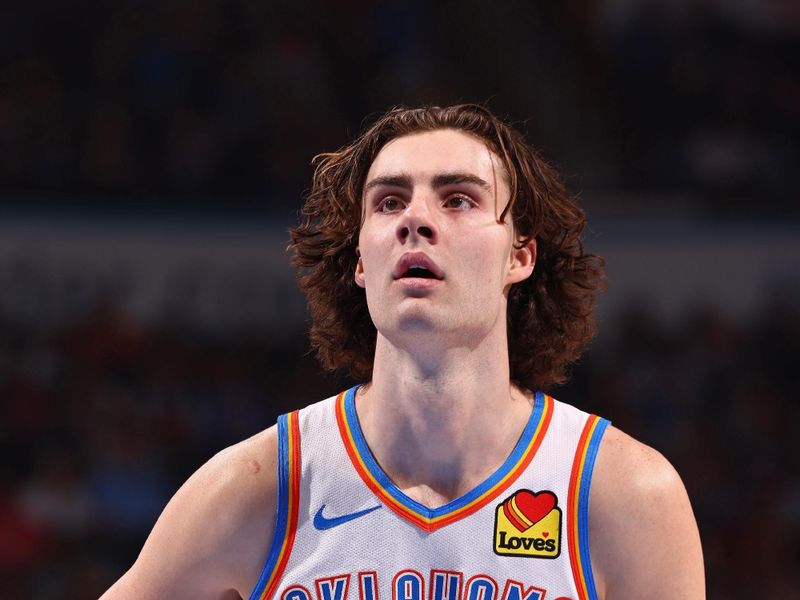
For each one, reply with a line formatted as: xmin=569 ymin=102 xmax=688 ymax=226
xmin=101 ymin=130 xmax=704 ymax=600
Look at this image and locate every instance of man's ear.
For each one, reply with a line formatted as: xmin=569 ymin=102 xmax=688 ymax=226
xmin=354 ymin=248 xmax=366 ymax=288
xmin=506 ymin=237 xmax=536 ymax=286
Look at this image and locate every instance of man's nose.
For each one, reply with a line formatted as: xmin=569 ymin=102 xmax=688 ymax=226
xmin=397 ymin=196 xmax=438 ymax=243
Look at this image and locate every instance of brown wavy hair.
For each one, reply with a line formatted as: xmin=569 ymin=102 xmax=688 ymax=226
xmin=289 ymin=104 xmax=605 ymax=391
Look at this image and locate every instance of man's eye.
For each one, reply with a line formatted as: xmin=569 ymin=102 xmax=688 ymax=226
xmin=378 ymin=197 xmax=403 ymax=212
xmin=444 ymin=195 xmax=473 ymax=210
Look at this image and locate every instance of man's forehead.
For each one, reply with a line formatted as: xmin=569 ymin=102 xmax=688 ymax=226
xmin=365 ymin=129 xmax=507 ymax=188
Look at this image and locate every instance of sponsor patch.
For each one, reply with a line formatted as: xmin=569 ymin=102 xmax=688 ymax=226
xmin=493 ymin=489 xmax=561 ymax=558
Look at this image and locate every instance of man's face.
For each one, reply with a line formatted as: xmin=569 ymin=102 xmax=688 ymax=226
xmin=355 ymin=128 xmax=535 ymax=349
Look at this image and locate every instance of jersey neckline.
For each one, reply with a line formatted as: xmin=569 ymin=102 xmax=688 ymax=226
xmin=334 ymin=385 xmax=554 ymax=532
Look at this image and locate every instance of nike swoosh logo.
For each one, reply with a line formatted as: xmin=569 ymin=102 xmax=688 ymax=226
xmin=313 ymin=503 xmax=382 ymax=530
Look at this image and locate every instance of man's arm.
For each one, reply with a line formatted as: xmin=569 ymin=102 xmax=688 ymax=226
xmin=589 ymin=426 xmax=705 ymax=599
xmin=101 ymin=426 xmax=279 ymax=600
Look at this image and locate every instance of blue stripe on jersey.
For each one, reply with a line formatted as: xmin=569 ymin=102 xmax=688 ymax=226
xmin=248 ymin=414 xmax=290 ymax=600
xmin=343 ymin=386 xmax=546 ymax=521
xmin=577 ymin=417 xmax=610 ymax=600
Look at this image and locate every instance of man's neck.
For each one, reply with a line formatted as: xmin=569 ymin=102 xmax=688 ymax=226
xmin=355 ymin=333 xmax=534 ymax=509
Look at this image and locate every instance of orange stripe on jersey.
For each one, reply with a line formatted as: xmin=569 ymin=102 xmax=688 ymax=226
xmin=502 ymin=499 xmax=529 ymax=531
xmin=566 ymin=414 xmax=608 ymax=600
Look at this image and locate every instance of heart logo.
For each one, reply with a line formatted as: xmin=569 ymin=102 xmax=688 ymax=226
xmin=542 ymin=531 xmax=549 ymax=538
xmin=514 ymin=490 xmax=556 ymax=523
xmin=502 ymin=490 xmax=556 ymax=532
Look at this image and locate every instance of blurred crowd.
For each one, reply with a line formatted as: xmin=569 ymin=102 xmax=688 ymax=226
xmin=602 ymin=2 xmax=799 ymax=211
xmin=1 ymin=294 xmax=798 ymax=598
xmin=0 ymin=1 xmax=797 ymax=212
xmin=0 ymin=301 xmax=344 ymax=598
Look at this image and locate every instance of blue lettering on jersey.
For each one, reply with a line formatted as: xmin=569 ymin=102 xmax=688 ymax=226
xmin=283 ymin=586 xmax=313 ymax=600
xmin=359 ymin=572 xmax=378 ymax=600
xmin=465 ymin=576 xmax=498 ymax=600
xmin=499 ymin=581 xmax=544 ymax=600
xmin=430 ymin=571 xmax=462 ymax=600
xmin=283 ymin=570 xmax=549 ymax=600
xmin=316 ymin=575 xmax=351 ymax=600
xmin=393 ymin=570 xmax=424 ymax=600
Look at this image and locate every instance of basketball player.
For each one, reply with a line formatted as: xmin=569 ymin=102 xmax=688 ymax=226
xmin=101 ymin=105 xmax=705 ymax=600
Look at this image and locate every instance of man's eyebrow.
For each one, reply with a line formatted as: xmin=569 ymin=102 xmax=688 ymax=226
xmin=431 ymin=173 xmax=492 ymax=192
xmin=363 ymin=174 xmax=413 ymax=193
xmin=363 ymin=172 xmax=492 ymax=193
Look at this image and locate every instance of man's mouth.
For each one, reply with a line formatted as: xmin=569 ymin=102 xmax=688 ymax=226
xmin=393 ymin=253 xmax=444 ymax=281
xmin=402 ymin=266 xmax=438 ymax=279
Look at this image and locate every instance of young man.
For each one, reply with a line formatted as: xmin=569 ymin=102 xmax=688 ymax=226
xmin=102 ymin=105 xmax=705 ymax=600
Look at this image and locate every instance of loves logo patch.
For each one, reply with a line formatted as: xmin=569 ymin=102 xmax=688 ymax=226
xmin=494 ymin=489 xmax=561 ymax=558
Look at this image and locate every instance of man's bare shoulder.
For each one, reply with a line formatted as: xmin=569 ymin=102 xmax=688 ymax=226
xmin=101 ymin=426 xmax=278 ymax=600
xmin=589 ymin=425 xmax=705 ymax=600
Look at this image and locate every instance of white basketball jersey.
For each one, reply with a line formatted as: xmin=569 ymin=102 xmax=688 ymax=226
xmin=248 ymin=386 xmax=609 ymax=600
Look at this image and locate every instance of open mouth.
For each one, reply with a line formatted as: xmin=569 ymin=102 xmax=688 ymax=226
xmin=402 ymin=266 xmax=438 ymax=279
xmin=393 ymin=253 xmax=444 ymax=282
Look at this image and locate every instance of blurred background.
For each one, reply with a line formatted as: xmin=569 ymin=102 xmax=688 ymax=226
xmin=0 ymin=0 xmax=798 ymax=598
